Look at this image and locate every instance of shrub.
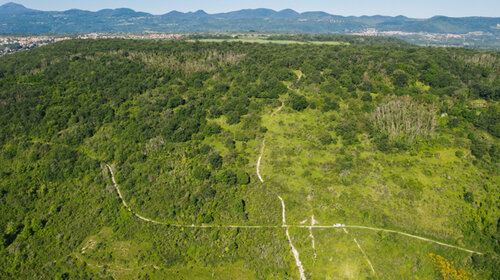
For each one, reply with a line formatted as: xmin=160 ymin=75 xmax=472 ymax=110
xmin=226 ymin=111 xmax=241 ymax=125
xmin=193 ymin=166 xmax=210 ymax=180
xmin=208 ymin=152 xmax=223 ymax=170
xmin=322 ymin=97 xmax=339 ymax=112
xmin=318 ymin=132 xmax=333 ymax=145
xmin=463 ymin=191 xmax=474 ymax=203
xmin=361 ymin=92 xmax=373 ymax=102
xmin=470 ymin=138 xmax=489 ymax=159
xmin=234 ymin=199 xmax=246 ymax=213
xmin=236 ymin=170 xmax=250 ymax=185
xmin=167 ymin=95 xmax=185 ymax=108
xmin=202 ymin=122 xmax=221 ymax=136
xmin=218 ymin=169 xmax=237 ymax=185
xmin=287 ymin=93 xmax=309 ymax=111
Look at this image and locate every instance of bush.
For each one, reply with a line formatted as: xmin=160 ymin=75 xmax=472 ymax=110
xmin=455 ymin=150 xmax=464 ymax=158
xmin=193 ymin=166 xmax=210 ymax=180
xmin=463 ymin=191 xmax=474 ymax=203
xmin=226 ymin=111 xmax=241 ymax=125
xmin=218 ymin=169 xmax=237 ymax=185
xmin=167 ymin=95 xmax=185 ymax=108
xmin=322 ymin=97 xmax=339 ymax=112
xmin=373 ymin=133 xmax=391 ymax=152
xmin=361 ymin=92 xmax=373 ymax=102
xmin=287 ymin=93 xmax=309 ymax=111
xmin=202 ymin=122 xmax=221 ymax=136
xmin=234 ymin=199 xmax=246 ymax=213
xmin=208 ymin=152 xmax=223 ymax=170
xmin=318 ymin=132 xmax=333 ymax=145
xmin=470 ymin=138 xmax=489 ymax=159
xmin=236 ymin=170 xmax=250 ymax=185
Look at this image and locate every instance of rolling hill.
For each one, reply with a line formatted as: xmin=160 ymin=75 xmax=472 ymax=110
xmin=0 ymin=37 xmax=498 ymax=279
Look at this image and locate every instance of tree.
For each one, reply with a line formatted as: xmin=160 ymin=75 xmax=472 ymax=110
xmin=193 ymin=166 xmax=210 ymax=180
xmin=167 ymin=96 xmax=185 ymax=109
xmin=361 ymin=92 xmax=372 ymax=102
xmin=208 ymin=152 xmax=223 ymax=170
xmin=217 ymin=169 xmax=237 ymax=185
xmin=287 ymin=93 xmax=308 ymax=111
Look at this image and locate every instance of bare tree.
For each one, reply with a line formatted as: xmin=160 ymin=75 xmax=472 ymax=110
xmin=372 ymin=96 xmax=437 ymax=143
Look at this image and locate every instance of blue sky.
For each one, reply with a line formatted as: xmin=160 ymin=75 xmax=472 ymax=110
xmin=2 ymin=0 xmax=499 ymax=18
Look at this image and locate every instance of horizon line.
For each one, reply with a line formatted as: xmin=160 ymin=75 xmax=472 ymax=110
xmin=1 ymin=2 xmax=498 ymax=19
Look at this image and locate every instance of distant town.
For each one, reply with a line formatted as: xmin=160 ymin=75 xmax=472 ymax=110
xmin=0 ymin=33 xmax=183 ymax=56
xmin=2 ymin=29 xmax=500 ymax=57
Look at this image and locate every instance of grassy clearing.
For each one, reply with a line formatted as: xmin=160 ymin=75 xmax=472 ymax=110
xmin=257 ymin=91 xmax=495 ymax=278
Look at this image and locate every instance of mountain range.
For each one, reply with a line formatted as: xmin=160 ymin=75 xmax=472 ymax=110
xmin=0 ymin=2 xmax=499 ymax=35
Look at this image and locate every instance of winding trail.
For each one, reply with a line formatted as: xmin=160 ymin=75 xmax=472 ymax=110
xmin=256 ymin=99 xmax=284 ymax=184
xmin=103 ymin=75 xmax=482 ymax=280
xmin=256 ymin=139 xmax=265 ymax=183
xmin=278 ymin=196 xmax=306 ymax=280
xmin=105 ymin=164 xmax=279 ymax=229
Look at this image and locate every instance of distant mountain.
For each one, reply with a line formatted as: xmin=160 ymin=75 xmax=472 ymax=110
xmin=0 ymin=2 xmax=499 ymax=36
xmin=0 ymin=2 xmax=36 ymax=14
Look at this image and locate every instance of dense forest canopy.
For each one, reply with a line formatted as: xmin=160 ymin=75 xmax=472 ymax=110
xmin=0 ymin=38 xmax=498 ymax=279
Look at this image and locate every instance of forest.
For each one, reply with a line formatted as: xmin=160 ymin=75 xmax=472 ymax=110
xmin=0 ymin=37 xmax=498 ymax=279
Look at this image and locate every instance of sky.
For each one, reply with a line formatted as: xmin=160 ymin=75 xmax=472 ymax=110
xmin=1 ymin=0 xmax=499 ymax=18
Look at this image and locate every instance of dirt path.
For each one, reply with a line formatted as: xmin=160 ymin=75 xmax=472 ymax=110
xmin=256 ymin=139 xmax=265 ymax=183
xmin=309 ymin=215 xmax=317 ymax=260
xmin=292 ymin=224 xmax=482 ymax=255
xmin=345 ymin=225 xmax=483 ymax=255
xmin=278 ymin=196 xmax=306 ymax=280
xmin=257 ymin=99 xmax=284 ymax=184
xmin=343 ymin=228 xmax=376 ymax=276
xmin=106 ymin=164 xmax=279 ymax=229
xmin=271 ymin=99 xmax=284 ymax=117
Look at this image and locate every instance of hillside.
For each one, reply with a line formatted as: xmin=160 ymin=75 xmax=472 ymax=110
xmin=0 ymin=2 xmax=500 ymax=50
xmin=0 ymin=2 xmax=498 ymax=34
xmin=0 ymin=38 xmax=499 ymax=279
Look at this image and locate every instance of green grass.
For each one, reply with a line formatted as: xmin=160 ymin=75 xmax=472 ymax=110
xmin=255 ymin=96 xmax=496 ymax=278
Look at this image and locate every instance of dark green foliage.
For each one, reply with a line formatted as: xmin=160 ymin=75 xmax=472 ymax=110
xmin=475 ymin=105 xmax=500 ymax=137
xmin=226 ymin=111 xmax=241 ymax=125
xmin=471 ymin=254 xmax=500 ymax=279
xmin=318 ymin=132 xmax=333 ymax=145
xmin=361 ymin=92 xmax=373 ymax=102
xmin=321 ymin=97 xmax=340 ymax=112
xmin=234 ymin=199 xmax=246 ymax=214
xmin=236 ymin=170 xmax=250 ymax=185
xmin=470 ymin=137 xmax=490 ymax=159
xmin=287 ymin=93 xmax=309 ymax=111
xmin=193 ymin=166 xmax=211 ymax=181
xmin=217 ymin=169 xmax=237 ymax=186
xmin=0 ymin=38 xmax=499 ymax=279
xmin=208 ymin=152 xmax=223 ymax=170
xmin=202 ymin=122 xmax=222 ymax=136
xmin=393 ymin=70 xmax=409 ymax=87
xmin=464 ymin=192 xmax=475 ymax=203
xmin=167 ymin=96 xmax=185 ymax=109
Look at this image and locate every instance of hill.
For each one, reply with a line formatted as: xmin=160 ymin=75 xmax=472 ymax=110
xmin=0 ymin=39 xmax=499 ymax=279
xmin=0 ymin=2 xmax=499 ymax=50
